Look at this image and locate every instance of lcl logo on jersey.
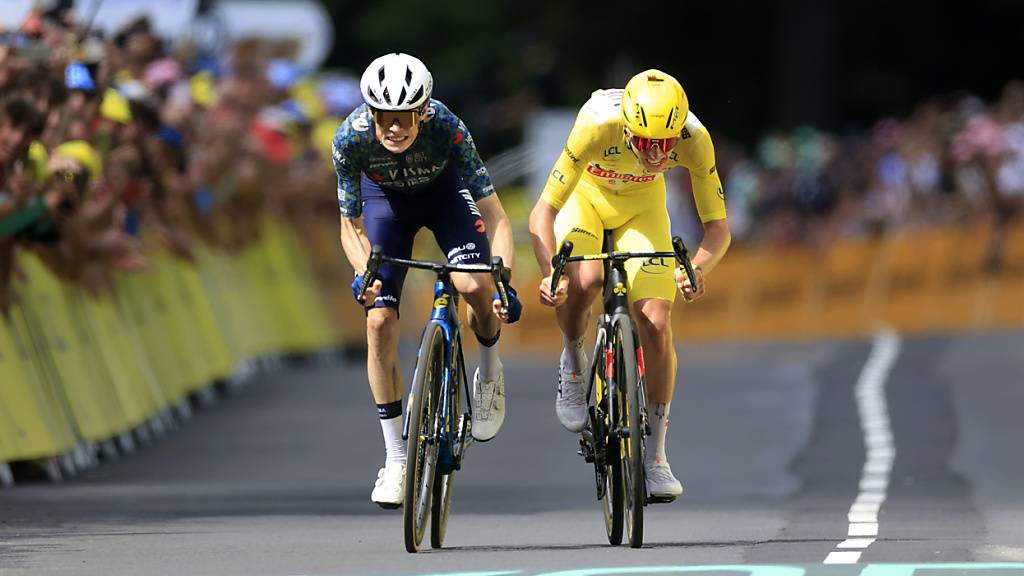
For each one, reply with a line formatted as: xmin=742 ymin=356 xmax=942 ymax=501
xmin=603 ymin=146 xmax=621 ymax=158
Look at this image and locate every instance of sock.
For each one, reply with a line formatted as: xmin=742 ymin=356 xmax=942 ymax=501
xmin=560 ymin=335 xmax=585 ymax=373
xmin=476 ymin=329 xmax=501 ymax=380
xmin=647 ymin=401 xmax=670 ymax=466
xmin=377 ymin=401 xmax=405 ymax=463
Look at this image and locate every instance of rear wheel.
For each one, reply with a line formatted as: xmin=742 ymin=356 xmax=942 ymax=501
xmin=404 ymin=324 xmax=444 ymax=553
xmin=614 ymin=319 xmax=645 ymax=548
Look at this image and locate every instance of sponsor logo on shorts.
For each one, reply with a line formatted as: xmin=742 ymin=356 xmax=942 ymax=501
xmin=641 ymin=257 xmax=670 ymax=275
xmin=450 ymin=252 xmax=482 ymax=264
xmin=447 ymin=242 xmax=477 ymax=258
xmin=375 ymin=294 xmax=398 ymax=304
xmin=459 ymin=189 xmax=483 ymax=218
xmin=570 ymin=227 xmax=598 ymax=240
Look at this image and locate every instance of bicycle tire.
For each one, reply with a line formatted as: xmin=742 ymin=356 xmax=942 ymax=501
xmin=592 ymin=330 xmax=624 ymax=545
xmin=613 ymin=317 xmax=645 ymax=548
xmin=404 ymin=323 xmax=444 ymax=553
xmin=430 ymin=336 xmax=462 ymax=549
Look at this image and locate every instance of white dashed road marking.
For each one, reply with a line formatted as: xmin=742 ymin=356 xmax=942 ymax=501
xmin=824 ymin=328 xmax=901 ymax=565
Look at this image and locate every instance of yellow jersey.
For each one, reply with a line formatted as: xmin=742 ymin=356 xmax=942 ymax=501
xmin=540 ymin=88 xmax=727 ymax=223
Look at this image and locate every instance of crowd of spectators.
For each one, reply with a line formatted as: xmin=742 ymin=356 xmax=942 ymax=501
xmin=0 ymin=4 xmax=356 ymax=312
xmin=3 ymin=3 xmax=1021 ymax=316
xmin=680 ymin=81 xmax=1024 ymax=251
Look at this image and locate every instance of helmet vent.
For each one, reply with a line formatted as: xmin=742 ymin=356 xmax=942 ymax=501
xmin=397 ymin=86 xmax=407 ymax=106
xmin=378 ymin=66 xmax=386 ymax=83
xmin=647 ymin=74 xmax=663 ymax=82
xmin=382 ymin=87 xmax=391 ymax=104
xmin=664 ymin=110 xmax=675 ymax=129
xmin=639 ymin=106 xmax=648 ymax=127
xmin=405 ymin=66 xmax=413 ymax=84
xmin=408 ymin=86 xmax=425 ymax=106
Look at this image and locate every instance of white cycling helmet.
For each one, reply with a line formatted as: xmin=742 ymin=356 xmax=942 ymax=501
xmin=359 ymin=53 xmax=433 ymax=111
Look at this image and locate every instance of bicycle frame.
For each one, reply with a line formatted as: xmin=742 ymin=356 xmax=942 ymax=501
xmin=402 ymin=274 xmax=473 ymax=474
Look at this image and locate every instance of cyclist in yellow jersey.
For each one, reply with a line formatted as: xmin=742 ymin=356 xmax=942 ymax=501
xmin=528 ymin=69 xmax=732 ymax=499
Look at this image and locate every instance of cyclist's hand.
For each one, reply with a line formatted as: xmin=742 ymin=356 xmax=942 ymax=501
xmin=539 ymin=274 xmax=569 ymax=307
xmin=676 ymin=266 xmax=705 ymax=302
xmin=493 ymin=284 xmax=522 ymax=323
xmin=351 ymin=272 xmax=383 ymax=306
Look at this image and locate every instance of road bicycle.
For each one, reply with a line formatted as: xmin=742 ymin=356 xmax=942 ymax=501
xmin=360 ymin=247 xmax=512 ymax=553
xmin=549 ymin=232 xmax=696 ymax=548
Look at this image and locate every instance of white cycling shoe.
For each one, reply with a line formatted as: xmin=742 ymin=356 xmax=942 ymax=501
xmin=556 ymin=356 xmax=588 ymax=433
xmin=371 ymin=460 xmax=405 ymax=509
xmin=645 ymin=458 xmax=683 ymax=501
xmin=471 ymin=362 xmax=505 ymax=442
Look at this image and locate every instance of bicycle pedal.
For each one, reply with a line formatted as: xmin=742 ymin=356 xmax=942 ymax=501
xmin=647 ymin=495 xmax=677 ymax=504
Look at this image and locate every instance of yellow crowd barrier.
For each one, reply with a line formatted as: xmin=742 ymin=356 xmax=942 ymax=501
xmin=0 ymin=215 xmax=350 ymax=476
xmin=494 ymin=218 xmax=1024 ymax=350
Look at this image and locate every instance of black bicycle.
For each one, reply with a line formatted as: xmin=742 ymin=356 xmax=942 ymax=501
xmin=549 ymin=232 xmax=696 ymax=548
xmin=360 ymin=247 xmax=512 ymax=553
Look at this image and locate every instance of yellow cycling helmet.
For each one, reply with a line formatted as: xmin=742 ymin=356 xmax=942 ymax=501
xmin=621 ymin=69 xmax=688 ymax=139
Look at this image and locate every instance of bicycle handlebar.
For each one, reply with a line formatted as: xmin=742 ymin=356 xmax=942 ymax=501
xmin=548 ymin=235 xmax=698 ymax=298
xmin=360 ymin=246 xmax=512 ymax=310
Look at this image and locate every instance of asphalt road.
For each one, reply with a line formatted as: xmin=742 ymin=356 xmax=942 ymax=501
xmin=2 ymin=332 xmax=1024 ymax=576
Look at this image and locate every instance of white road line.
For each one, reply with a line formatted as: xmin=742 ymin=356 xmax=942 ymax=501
xmin=824 ymin=328 xmax=902 ymax=564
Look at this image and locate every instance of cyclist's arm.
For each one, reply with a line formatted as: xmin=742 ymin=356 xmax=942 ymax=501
xmin=528 ymin=198 xmax=560 ymax=277
xmin=477 ymin=194 xmax=514 ymax=274
xmin=674 ymin=117 xmax=730 ymax=274
xmin=692 ymin=217 xmax=731 ymax=275
xmin=529 ymin=108 xmax=599 ymax=275
xmin=339 ymin=215 xmax=372 ymax=273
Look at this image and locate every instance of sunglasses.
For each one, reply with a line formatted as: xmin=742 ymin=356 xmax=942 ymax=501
xmin=371 ymin=108 xmax=421 ymax=129
xmin=628 ymin=135 xmax=680 ymax=154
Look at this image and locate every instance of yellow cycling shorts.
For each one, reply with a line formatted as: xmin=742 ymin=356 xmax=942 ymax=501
xmin=553 ymin=177 xmax=676 ymax=304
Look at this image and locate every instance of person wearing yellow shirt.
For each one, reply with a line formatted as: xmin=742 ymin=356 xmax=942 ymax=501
xmin=528 ymin=69 xmax=732 ymax=500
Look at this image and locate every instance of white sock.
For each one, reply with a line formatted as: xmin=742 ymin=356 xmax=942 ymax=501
xmin=560 ymin=336 xmax=585 ymax=373
xmin=647 ymin=401 xmax=670 ymax=466
xmin=478 ymin=338 xmax=501 ymax=381
xmin=380 ymin=416 xmax=405 ymax=464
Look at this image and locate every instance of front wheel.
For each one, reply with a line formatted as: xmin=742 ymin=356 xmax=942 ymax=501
xmin=431 ymin=338 xmax=462 ymax=549
xmin=614 ymin=319 xmax=645 ymax=548
xmin=404 ymin=324 xmax=444 ymax=553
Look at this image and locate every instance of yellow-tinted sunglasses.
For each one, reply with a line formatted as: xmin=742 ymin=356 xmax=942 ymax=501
xmin=371 ymin=108 xmax=420 ymax=129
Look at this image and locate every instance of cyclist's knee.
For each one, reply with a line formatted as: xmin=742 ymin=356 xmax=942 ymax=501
xmin=567 ymin=262 xmax=603 ymax=300
xmin=634 ymin=299 xmax=672 ymax=335
xmin=452 ymin=272 xmax=491 ymax=300
xmin=366 ymin=307 xmax=399 ymax=337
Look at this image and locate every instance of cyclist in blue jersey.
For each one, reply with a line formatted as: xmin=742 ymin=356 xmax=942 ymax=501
xmin=335 ymin=53 xmax=522 ymax=509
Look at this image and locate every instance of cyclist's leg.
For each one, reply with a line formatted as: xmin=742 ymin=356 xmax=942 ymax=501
xmin=553 ymin=190 xmax=605 ymax=370
xmin=362 ymin=175 xmax=420 ymax=503
xmin=613 ymin=186 xmax=683 ymax=495
xmin=423 ymin=168 xmax=507 ymax=440
xmin=550 ymin=189 xmax=605 ymax=432
xmin=423 ymin=168 xmax=496 ymax=348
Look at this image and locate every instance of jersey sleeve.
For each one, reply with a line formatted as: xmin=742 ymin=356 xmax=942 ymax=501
xmin=332 ymin=113 xmax=365 ymax=218
xmin=539 ymin=106 xmax=603 ymax=210
xmin=448 ymin=116 xmax=495 ymax=201
xmin=681 ymin=120 xmax=727 ymax=222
